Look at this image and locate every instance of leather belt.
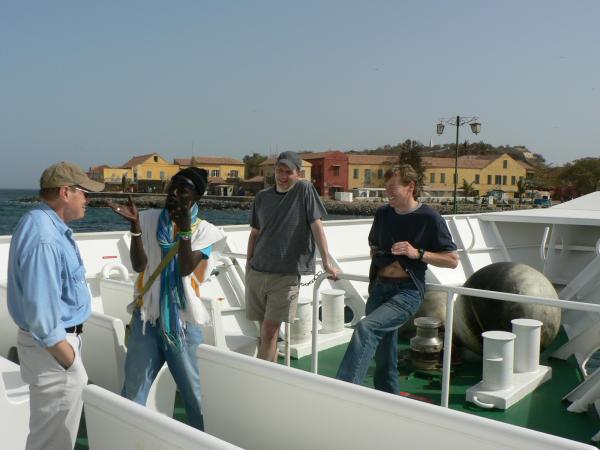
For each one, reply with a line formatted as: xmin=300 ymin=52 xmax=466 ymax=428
xmin=65 ymin=324 xmax=84 ymax=335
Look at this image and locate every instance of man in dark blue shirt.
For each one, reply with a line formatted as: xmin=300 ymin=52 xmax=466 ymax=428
xmin=337 ymin=164 xmax=458 ymax=394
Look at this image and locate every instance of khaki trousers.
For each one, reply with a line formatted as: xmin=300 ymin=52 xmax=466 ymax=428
xmin=17 ymin=329 xmax=88 ymax=450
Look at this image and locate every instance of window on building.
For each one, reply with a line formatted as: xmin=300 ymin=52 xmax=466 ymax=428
xmin=440 ymin=173 xmax=446 ymax=183
xmin=487 ymin=174 xmax=492 ymax=184
xmin=153 ymin=156 xmax=159 ymax=162
xmin=160 ymin=171 xmax=165 ymax=180
xmin=475 ymin=174 xmax=480 ymax=184
xmin=511 ymin=176 xmax=516 ymax=185
xmin=211 ymin=169 xmax=220 ymax=177
xmin=502 ymin=175 xmax=507 ymax=185
xmin=365 ymin=169 xmax=372 ymax=182
xmin=260 ymin=169 xmax=264 ymax=176
xmin=503 ymin=160 xmax=508 ymax=169
xmin=430 ymin=173 xmax=436 ymax=183
xmin=300 ymin=170 xmax=305 ymax=178
xmin=333 ymin=166 xmax=340 ymax=176
xmin=378 ymin=169 xmax=384 ymax=179
xmin=230 ymin=170 xmax=239 ymax=178
xmin=146 ymin=170 xmax=152 ymax=179
xmin=495 ymin=175 xmax=502 ymax=185
xmin=353 ymin=169 xmax=359 ymax=179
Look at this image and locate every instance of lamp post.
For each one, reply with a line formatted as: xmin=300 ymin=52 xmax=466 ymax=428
xmin=436 ymin=116 xmax=481 ymax=213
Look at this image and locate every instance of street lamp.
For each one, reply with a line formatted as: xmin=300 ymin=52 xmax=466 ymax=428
xmin=436 ymin=115 xmax=481 ymax=213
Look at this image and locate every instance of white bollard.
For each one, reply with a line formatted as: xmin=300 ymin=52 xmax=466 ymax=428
xmin=481 ymin=331 xmax=516 ymax=391
xmin=290 ymin=298 xmax=312 ymax=344
xmin=511 ymin=318 xmax=543 ymax=373
xmin=321 ymin=289 xmax=345 ymax=333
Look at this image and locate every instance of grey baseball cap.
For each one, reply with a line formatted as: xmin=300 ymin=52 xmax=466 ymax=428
xmin=40 ymin=162 xmax=105 ymax=192
xmin=276 ymin=151 xmax=301 ymax=171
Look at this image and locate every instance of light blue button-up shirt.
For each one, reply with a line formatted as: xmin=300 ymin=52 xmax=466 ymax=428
xmin=7 ymin=203 xmax=92 ymax=347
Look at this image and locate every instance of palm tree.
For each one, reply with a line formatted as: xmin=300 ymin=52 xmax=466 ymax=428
xmin=516 ymin=178 xmax=527 ymax=203
xmin=461 ymin=179 xmax=477 ymax=197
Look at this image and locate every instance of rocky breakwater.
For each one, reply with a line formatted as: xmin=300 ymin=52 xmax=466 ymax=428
xmin=85 ymin=193 xmax=255 ymax=210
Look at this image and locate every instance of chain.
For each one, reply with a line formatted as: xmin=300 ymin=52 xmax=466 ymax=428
xmin=299 ymin=270 xmax=325 ymax=287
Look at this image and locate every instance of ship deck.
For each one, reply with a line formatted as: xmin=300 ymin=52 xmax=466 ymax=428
xmin=73 ymin=327 xmax=599 ymax=449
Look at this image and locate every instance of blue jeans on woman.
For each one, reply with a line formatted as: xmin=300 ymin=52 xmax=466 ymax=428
xmin=336 ymin=279 xmax=421 ymax=393
xmin=122 ymin=309 xmax=205 ymax=430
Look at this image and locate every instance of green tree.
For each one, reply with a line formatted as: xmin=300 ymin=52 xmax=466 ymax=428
xmin=516 ymin=177 xmax=527 ymax=203
xmin=561 ymin=158 xmax=600 ymax=195
xmin=461 ymin=179 xmax=477 ymax=197
xmin=243 ymin=153 xmax=268 ymax=179
xmin=397 ymin=139 xmax=425 ymax=188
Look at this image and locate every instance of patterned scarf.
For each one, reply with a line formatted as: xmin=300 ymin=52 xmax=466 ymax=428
xmin=156 ymin=203 xmax=200 ymax=349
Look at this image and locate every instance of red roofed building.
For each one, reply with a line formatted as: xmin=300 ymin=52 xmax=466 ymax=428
xmin=300 ymin=151 xmax=349 ymax=198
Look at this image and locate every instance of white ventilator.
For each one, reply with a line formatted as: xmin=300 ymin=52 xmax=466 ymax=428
xmin=320 ymin=289 xmax=346 ymax=333
xmin=466 ymin=318 xmax=551 ymax=409
xmin=290 ymin=298 xmax=312 ymax=344
xmin=481 ymin=331 xmax=516 ymax=391
xmin=512 ymin=318 xmax=543 ymax=373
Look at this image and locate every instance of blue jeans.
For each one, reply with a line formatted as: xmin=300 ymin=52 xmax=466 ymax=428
xmin=336 ymin=279 xmax=421 ymax=393
xmin=122 ymin=310 xmax=205 ymax=430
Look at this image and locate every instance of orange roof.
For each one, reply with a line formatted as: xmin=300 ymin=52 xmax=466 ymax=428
xmin=422 ymin=154 xmax=517 ymax=169
xmin=347 ymin=155 xmax=397 ymax=165
xmin=120 ymin=153 xmax=160 ymax=168
xmin=89 ymin=164 xmax=109 ymax=171
xmin=175 ymin=156 xmax=244 ymax=165
xmin=516 ymin=160 xmax=536 ymax=171
xmin=300 ymin=150 xmax=347 ymax=160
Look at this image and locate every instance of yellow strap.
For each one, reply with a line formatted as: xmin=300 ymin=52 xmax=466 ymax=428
xmin=135 ymin=241 xmax=180 ymax=303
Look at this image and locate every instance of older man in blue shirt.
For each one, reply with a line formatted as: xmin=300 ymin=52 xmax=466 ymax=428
xmin=8 ymin=162 xmax=104 ymax=450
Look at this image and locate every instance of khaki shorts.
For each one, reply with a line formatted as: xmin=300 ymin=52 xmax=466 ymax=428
xmin=245 ymin=267 xmax=300 ymax=323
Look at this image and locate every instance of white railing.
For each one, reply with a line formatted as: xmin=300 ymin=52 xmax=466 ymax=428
xmin=310 ymin=272 xmax=600 ymax=408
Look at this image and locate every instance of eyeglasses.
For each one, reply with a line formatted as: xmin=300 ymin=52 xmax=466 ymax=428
xmin=70 ymin=186 xmax=89 ymax=198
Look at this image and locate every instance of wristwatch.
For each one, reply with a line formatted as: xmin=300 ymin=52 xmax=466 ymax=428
xmin=417 ymin=248 xmax=425 ymax=261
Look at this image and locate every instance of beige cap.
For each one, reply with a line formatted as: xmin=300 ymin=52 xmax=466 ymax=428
xmin=40 ymin=162 xmax=105 ymax=192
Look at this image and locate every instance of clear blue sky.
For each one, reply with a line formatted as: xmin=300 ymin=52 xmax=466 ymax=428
xmin=1 ymin=1 xmax=599 ymax=188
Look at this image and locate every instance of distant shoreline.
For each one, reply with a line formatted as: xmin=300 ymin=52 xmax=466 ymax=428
xmin=16 ymin=193 xmax=535 ymax=216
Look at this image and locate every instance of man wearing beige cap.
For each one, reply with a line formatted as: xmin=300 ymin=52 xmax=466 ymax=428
xmin=7 ymin=161 xmax=104 ymax=450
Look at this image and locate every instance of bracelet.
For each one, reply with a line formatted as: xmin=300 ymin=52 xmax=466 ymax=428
xmin=130 ymin=231 xmax=142 ymax=237
xmin=178 ymin=230 xmax=192 ymax=241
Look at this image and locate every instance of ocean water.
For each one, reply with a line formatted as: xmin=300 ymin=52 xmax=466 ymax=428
xmin=0 ymin=189 xmax=358 ymax=236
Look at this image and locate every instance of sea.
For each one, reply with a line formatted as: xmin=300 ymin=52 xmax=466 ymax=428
xmin=0 ymin=189 xmax=359 ymax=236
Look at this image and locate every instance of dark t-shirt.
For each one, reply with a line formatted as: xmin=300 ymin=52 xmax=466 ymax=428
xmin=250 ymin=180 xmax=327 ymax=275
xmin=368 ymin=203 xmax=457 ymax=297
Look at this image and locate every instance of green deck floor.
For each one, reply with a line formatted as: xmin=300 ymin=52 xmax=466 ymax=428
xmin=75 ymin=327 xmax=600 ymax=448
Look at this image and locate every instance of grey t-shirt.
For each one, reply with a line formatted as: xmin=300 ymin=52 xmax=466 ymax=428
xmin=250 ymin=180 xmax=327 ymax=275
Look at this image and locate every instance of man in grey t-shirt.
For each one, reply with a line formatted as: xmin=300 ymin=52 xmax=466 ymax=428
xmin=246 ymin=151 xmax=339 ymax=362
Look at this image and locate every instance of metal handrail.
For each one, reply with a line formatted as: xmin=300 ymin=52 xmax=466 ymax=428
xmin=311 ymin=273 xmax=369 ymax=373
xmin=540 ymin=226 xmax=551 ymax=261
xmin=310 ymin=272 xmax=600 ymax=409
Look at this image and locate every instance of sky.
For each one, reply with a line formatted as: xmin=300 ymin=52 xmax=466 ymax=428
xmin=1 ymin=1 xmax=599 ymax=188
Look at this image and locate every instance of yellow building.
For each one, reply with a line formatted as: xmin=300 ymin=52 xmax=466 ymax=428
xmin=121 ymin=153 xmax=181 ymax=192
xmin=175 ymin=156 xmax=246 ymax=181
xmin=259 ymin=157 xmax=312 ymax=187
xmin=422 ymin=153 xmax=534 ymax=198
xmin=88 ymin=165 xmax=134 ymax=192
xmin=347 ymin=155 xmax=397 ymax=190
